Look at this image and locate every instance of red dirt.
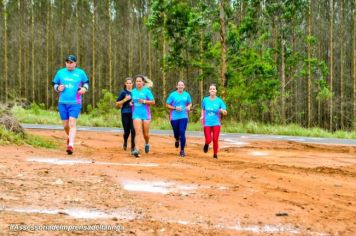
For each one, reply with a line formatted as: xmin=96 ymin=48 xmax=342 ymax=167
xmin=0 ymin=129 xmax=355 ymax=235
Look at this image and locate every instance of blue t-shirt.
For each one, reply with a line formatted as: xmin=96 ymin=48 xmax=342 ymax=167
xmin=116 ymin=89 xmax=132 ymax=114
xmin=131 ymin=87 xmax=154 ymax=120
xmin=201 ymin=96 xmax=227 ymax=126
xmin=52 ymin=67 xmax=89 ymax=104
xmin=166 ymin=90 xmax=192 ymax=121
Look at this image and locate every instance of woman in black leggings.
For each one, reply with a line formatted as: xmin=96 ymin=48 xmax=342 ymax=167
xmin=116 ymin=77 xmax=135 ymax=152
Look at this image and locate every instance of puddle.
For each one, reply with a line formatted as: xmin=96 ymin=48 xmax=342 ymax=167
xmin=121 ymin=180 xmax=197 ymax=195
xmin=250 ymin=151 xmax=268 ymax=157
xmin=222 ymin=139 xmax=249 ymax=147
xmin=224 ymin=222 xmax=328 ymax=235
xmin=221 ymin=222 xmax=300 ymax=234
xmin=2 ymin=207 xmax=137 ymax=220
xmin=164 ymin=218 xmax=328 ymax=235
xmin=27 ymin=157 xmax=158 ymax=167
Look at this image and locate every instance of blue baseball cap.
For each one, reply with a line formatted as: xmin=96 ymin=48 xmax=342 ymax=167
xmin=65 ymin=55 xmax=77 ymax=62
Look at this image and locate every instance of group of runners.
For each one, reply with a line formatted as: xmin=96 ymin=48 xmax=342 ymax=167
xmin=52 ymin=55 xmax=227 ymax=159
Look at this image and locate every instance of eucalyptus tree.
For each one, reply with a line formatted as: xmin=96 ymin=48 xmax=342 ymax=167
xmin=354 ymin=0 xmax=356 ymax=119
xmin=147 ymin=0 xmax=193 ymax=100
xmin=2 ymin=0 xmax=9 ymax=102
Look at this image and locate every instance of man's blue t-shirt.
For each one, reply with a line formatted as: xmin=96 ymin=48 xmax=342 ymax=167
xmin=201 ymin=96 xmax=227 ymax=126
xmin=52 ymin=68 xmax=89 ymax=104
xmin=166 ymin=90 xmax=192 ymax=121
xmin=131 ymin=87 xmax=154 ymax=120
xmin=116 ymin=89 xmax=132 ymax=114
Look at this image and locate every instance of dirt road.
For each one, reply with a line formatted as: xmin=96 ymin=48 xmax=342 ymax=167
xmin=1 ymin=129 xmax=355 ymax=235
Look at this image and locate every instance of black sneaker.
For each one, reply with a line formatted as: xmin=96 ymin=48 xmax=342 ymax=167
xmin=131 ymin=149 xmax=140 ymax=158
xmin=180 ymin=150 xmax=185 ymax=157
xmin=203 ymin=144 xmax=209 ymax=153
xmin=144 ymin=144 xmax=150 ymax=154
xmin=213 ymin=154 xmax=218 ymax=159
xmin=123 ymin=141 xmax=128 ymax=151
xmin=175 ymin=139 xmax=179 ymax=148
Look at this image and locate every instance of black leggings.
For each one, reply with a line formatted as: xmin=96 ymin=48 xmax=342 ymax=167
xmin=121 ymin=113 xmax=135 ymax=149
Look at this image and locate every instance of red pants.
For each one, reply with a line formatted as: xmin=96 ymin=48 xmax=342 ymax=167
xmin=204 ymin=126 xmax=221 ymax=155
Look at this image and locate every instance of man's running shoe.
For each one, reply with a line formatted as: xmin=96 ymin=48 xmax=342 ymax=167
xmin=175 ymin=139 xmax=179 ymax=148
xmin=131 ymin=149 xmax=140 ymax=158
xmin=203 ymin=144 xmax=209 ymax=153
xmin=180 ymin=150 xmax=185 ymax=157
xmin=144 ymin=144 xmax=150 ymax=153
xmin=66 ymin=146 xmax=73 ymax=155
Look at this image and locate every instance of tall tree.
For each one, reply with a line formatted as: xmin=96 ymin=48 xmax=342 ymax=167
xmin=329 ymin=0 xmax=334 ymax=131
xmin=45 ymin=0 xmax=52 ymax=107
xmin=307 ymin=0 xmax=312 ymax=127
xmin=353 ymin=0 xmax=356 ymax=122
xmin=3 ymin=0 xmax=8 ymax=102
xmin=107 ymin=0 xmax=113 ymax=92
xmin=91 ymin=0 xmax=96 ymax=106
xmin=31 ymin=0 xmax=35 ymax=102
xmin=17 ymin=0 xmax=22 ymax=98
xmin=219 ymin=0 xmax=227 ymax=99
xmin=340 ymin=0 xmax=344 ymax=129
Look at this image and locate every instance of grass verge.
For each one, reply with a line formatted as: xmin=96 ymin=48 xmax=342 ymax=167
xmin=11 ymin=105 xmax=356 ymax=139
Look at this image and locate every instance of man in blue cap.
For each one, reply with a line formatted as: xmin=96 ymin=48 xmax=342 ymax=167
xmin=52 ymin=55 xmax=89 ymax=155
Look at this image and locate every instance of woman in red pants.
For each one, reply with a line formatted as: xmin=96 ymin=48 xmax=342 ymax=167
xmin=200 ymin=84 xmax=227 ymax=159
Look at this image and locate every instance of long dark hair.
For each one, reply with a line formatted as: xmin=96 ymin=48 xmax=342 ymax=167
xmin=123 ymin=77 xmax=133 ymax=90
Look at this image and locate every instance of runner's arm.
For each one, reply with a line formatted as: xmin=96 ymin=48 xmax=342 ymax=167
xmin=166 ymin=103 xmax=176 ymax=110
xmin=186 ymin=103 xmax=192 ymax=111
xmin=52 ymin=82 xmax=64 ymax=92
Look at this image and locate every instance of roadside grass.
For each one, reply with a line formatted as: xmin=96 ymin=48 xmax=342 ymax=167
xmin=0 ymin=126 xmax=57 ymax=148
xmin=11 ymin=105 xmax=356 ymax=139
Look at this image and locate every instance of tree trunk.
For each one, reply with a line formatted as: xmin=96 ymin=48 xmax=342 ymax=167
xmin=108 ymin=0 xmax=113 ymax=92
xmin=148 ymin=31 xmax=152 ymax=80
xmin=60 ymin=0 xmax=64 ymax=68
xmin=50 ymin=2 xmax=55 ymax=108
xmin=329 ymin=0 xmax=334 ymax=131
xmin=281 ymin=38 xmax=286 ymax=124
xmin=138 ymin=11 xmax=143 ymax=73
xmin=46 ymin=0 xmax=51 ymax=108
xmin=340 ymin=0 xmax=344 ymax=129
xmin=162 ymin=10 xmax=167 ymax=101
xmin=91 ymin=0 xmax=96 ymax=107
xmin=199 ymin=31 xmax=204 ymax=102
xmin=148 ymin=0 xmax=152 ymax=80
xmin=17 ymin=0 xmax=22 ymax=98
xmin=219 ymin=0 xmax=227 ymax=99
xmin=76 ymin=0 xmax=80 ymax=61
xmin=307 ymin=0 xmax=312 ymax=127
xmin=128 ymin=1 xmax=133 ymax=76
xmin=3 ymin=0 xmax=8 ymax=103
xmin=31 ymin=0 xmax=35 ymax=102
xmin=353 ymin=0 xmax=356 ymax=126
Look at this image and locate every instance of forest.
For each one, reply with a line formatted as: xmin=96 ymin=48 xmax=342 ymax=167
xmin=0 ymin=0 xmax=355 ymax=131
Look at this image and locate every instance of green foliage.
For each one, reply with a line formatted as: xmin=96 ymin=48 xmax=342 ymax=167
xmin=316 ymin=86 xmax=332 ymax=102
xmin=30 ymin=103 xmax=46 ymax=115
xmin=12 ymin=105 xmax=59 ymax=124
xmin=25 ymin=134 xmax=58 ymax=148
xmin=88 ymin=89 xmax=117 ymax=116
xmin=151 ymin=106 xmax=169 ymax=121
xmin=189 ymin=105 xmax=202 ymax=123
xmin=0 ymin=126 xmax=57 ymax=148
xmin=11 ymin=103 xmax=356 ymax=139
